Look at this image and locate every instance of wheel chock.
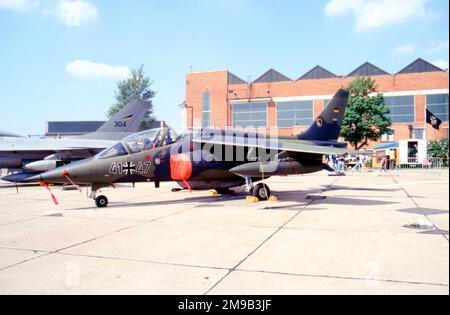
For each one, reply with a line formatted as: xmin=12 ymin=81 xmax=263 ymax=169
xmin=268 ymin=195 xmax=279 ymax=202
xmin=246 ymin=196 xmax=259 ymax=203
xmin=208 ymin=189 xmax=219 ymax=196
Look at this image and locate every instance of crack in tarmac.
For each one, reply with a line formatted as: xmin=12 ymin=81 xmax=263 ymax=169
xmin=391 ymin=176 xmax=449 ymax=242
xmin=203 ymin=177 xmax=342 ymax=295
xmin=0 ymin=203 xmax=200 ymax=272
xmin=0 ymin=175 xmax=448 ymax=293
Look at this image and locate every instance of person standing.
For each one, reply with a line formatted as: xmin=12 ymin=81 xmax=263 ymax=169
xmin=337 ymin=155 xmax=346 ymax=174
xmin=354 ymin=155 xmax=361 ymax=172
xmin=423 ymin=155 xmax=432 ymax=169
xmin=331 ymin=154 xmax=337 ymax=170
xmin=389 ymin=149 xmax=397 ymax=171
xmin=362 ymin=154 xmax=370 ymax=172
xmin=383 ymin=150 xmax=390 ymax=172
xmin=380 ymin=156 xmax=387 ymax=173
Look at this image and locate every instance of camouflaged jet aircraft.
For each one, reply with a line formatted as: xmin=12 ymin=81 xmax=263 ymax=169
xmin=8 ymin=89 xmax=361 ymax=207
xmin=0 ymin=98 xmax=150 ymax=177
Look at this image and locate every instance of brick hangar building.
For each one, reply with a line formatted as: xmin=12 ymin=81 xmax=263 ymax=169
xmin=185 ymin=58 xmax=449 ymax=148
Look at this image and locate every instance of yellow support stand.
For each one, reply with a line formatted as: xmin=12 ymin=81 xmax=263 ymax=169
xmin=208 ymin=189 xmax=219 ymax=196
xmin=246 ymin=196 xmax=259 ymax=203
xmin=268 ymin=195 xmax=279 ymax=202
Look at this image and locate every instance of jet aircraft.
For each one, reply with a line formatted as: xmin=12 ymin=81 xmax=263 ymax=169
xmin=0 ymin=99 xmax=150 ymax=178
xmin=8 ymin=89 xmax=360 ymax=207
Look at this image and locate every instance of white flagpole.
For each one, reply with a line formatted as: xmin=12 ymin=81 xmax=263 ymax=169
xmin=425 ymin=100 xmax=427 ymax=141
xmin=424 ymin=98 xmax=428 ymax=164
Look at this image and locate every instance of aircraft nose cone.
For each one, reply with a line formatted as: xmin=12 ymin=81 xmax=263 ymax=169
xmin=31 ymin=164 xmax=79 ymax=184
xmin=1 ymin=172 xmax=41 ymax=183
xmin=38 ymin=168 xmax=65 ymax=183
xmin=38 ymin=159 xmax=94 ymax=184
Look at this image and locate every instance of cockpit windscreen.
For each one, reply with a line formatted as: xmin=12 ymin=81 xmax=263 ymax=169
xmin=96 ymin=128 xmax=179 ymax=159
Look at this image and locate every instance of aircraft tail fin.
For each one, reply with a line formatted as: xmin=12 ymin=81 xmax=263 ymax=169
xmin=297 ymin=89 xmax=349 ymax=142
xmin=95 ymin=99 xmax=150 ymax=133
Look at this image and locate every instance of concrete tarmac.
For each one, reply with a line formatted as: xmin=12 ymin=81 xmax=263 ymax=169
xmin=0 ymin=170 xmax=448 ymax=295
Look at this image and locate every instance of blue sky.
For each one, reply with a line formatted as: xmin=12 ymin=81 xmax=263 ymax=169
xmin=0 ymin=0 xmax=448 ymax=135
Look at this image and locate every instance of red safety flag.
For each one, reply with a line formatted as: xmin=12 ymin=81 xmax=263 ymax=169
xmin=41 ymin=182 xmax=59 ymax=205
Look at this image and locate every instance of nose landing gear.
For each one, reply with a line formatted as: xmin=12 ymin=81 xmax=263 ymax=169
xmin=245 ymin=177 xmax=254 ymax=193
xmin=89 ymin=187 xmax=109 ymax=208
xmin=95 ymin=195 xmax=108 ymax=208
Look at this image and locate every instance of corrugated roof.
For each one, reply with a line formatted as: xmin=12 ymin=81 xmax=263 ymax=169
xmin=298 ymin=65 xmax=338 ymax=80
xmin=228 ymin=72 xmax=247 ymax=84
xmin=397 ymin=58 xmax=445 ymax=74
xmin=252 ymin=69 xmax=292 ymax=83
xmin=225 ymin=58 xmax=444 ymax=86
xmin=347 ymin=62 xmax=390 ymax=77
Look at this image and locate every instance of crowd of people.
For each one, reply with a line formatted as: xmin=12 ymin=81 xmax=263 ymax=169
xmin=323 ymin=145 xmax=442 ymax=176
xmin=324 ymin=154 xmax=372 ymax=175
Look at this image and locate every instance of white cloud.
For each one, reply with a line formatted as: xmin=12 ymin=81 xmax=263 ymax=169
xmin=56 ymin=0 xmax=98 ymax=27
xmin=66 ymin=60 xmax=131 ymax=80
xmin=392 ymin=44 xmax=416 ymax=56
xmin=0 ymin=0 xmax=40 ymax=11
xmin=427 ymin=40 xmax=449 ymax=54
xmin=325 ymin=0 xmax=359 ymax=16
xmin=432 ymin=59 xmax=449 ymax=70
xmin=324 ymin=0 xmax=433 ymax=32
xmin=1 ymin=0 xmax=98 ymax=27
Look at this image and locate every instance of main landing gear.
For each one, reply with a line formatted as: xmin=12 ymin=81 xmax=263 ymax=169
xmin=253 ymin=183 xmax=270 ymax=201
xmin=245 ymin=177 xmax=271 ymax=201
xmin=89 ymin=189 xmax=109 ymax=208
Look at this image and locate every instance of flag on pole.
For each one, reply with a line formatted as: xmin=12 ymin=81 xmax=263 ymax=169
xmin=426 ymin=109 xmax=442 ymax=130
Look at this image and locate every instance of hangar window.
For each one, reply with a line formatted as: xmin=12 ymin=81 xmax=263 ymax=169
xmin=381 ymin=129 xmax=395 ymax=142
xmin=427 ymin=94 xmax=449 ymax=121
xmin=412 ymin=128 xmax=425 ymax=140
xmin=277 ymin=100 xmax=313 ymax=128
xmin=383 ymin=96 xmax=415 ymax=123
xmin=232 ymin=102 xmax=267 ymax=128
xmin=202 ymin=92 xmax=211 ymax=128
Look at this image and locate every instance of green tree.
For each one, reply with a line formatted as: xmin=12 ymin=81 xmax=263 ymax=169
xmin=428 ymin=138 xmax=449 ymax=160
xmin=341 ymin=77 xmax=392 ymax=150
xmin=107 ymin=65 xmax=156 ymax=129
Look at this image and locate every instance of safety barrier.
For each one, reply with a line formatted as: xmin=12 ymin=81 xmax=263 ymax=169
xmin=372 ymin=157 xmax=448 ymax=177
xmin=399 ymin=157 xmax=447 ymax=169
xmin=347 ymin=157 xmax=448 ymax=176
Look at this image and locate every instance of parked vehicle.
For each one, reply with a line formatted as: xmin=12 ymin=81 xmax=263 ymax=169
xmin=373 ymin=139 xmax=427 ymax=168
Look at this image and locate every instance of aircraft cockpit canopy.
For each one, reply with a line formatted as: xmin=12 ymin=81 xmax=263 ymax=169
xmin=96 ymin=128 xmax=179 ymax=159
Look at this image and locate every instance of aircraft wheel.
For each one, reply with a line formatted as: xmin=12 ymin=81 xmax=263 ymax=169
xmin=253 ymin=183 xmax=270 ymax=201
xmin=95 ymin=195 xmax=108 ymax=208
